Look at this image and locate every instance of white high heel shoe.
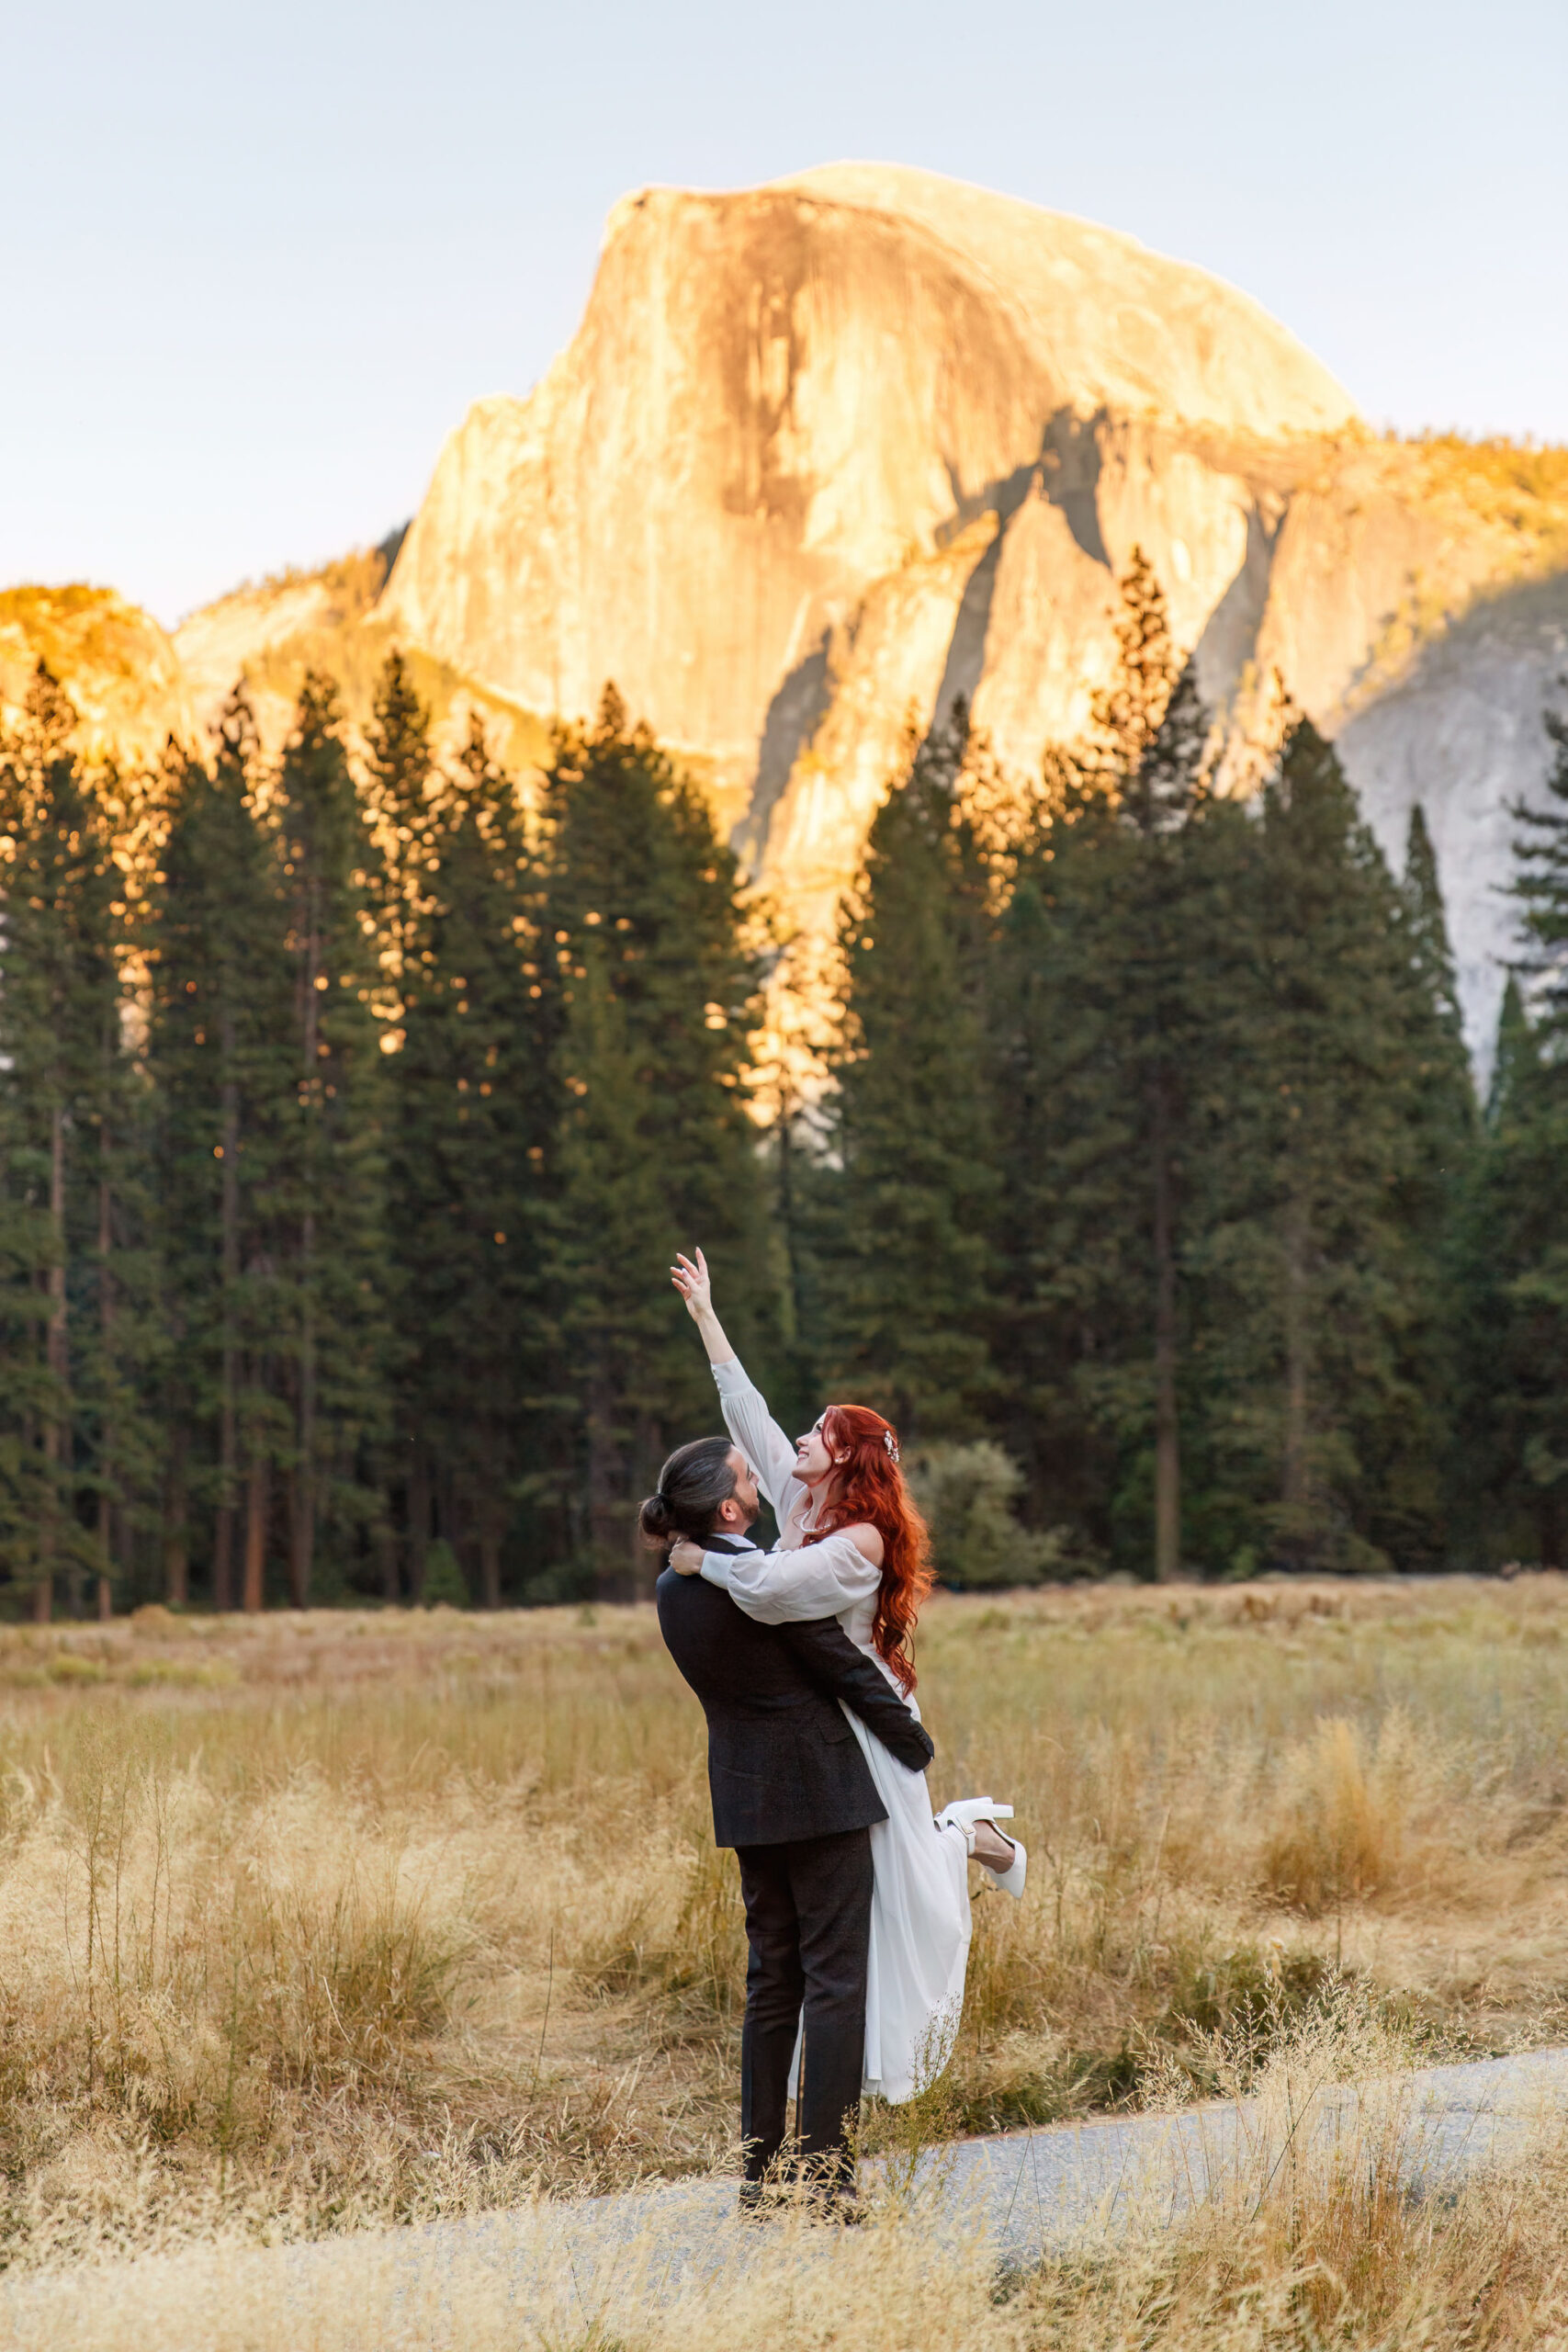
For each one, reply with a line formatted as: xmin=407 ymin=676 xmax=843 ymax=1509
xmin=935 ymin=1798 xmax=1028 ymax=1899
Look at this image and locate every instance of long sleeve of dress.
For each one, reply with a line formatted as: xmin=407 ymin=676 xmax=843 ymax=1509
xmin=711 ymin=1357 xmax=803 ymax=1523
xmin=700 ymin=1532 xmax=882 ymax=1623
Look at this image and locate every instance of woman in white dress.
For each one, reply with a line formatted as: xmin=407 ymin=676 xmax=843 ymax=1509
xmin=665 ymin=1249 xmax=1025 ymax=2106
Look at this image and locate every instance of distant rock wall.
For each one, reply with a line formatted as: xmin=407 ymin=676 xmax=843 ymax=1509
xmin=7 ymin=168 xmax=1563 ymax=1080
xmin=379 ymin=164 xmax=1567 ymax=1069
xmin=379 ymin=165 xmax=1356 ymax=833
xmin=1339 ymin=575 xmax=1568 ymax=1068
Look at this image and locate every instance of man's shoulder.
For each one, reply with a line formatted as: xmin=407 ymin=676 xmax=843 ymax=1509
xmin=655 ymin=1563 xmax=750 ymax=1618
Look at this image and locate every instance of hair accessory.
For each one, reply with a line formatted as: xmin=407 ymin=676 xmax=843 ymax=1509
xmin=883 ymin=1428 xmax=900 ymax=1465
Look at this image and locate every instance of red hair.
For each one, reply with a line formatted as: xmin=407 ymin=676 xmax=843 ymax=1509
xmin=804 ymin=1405 xmax=933 ymax=1694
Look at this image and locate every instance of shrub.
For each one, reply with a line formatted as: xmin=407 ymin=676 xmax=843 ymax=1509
xmin=421 ymin=1542 xmax=469 ymax=1608
xmin=48 ymin=1652 xmax=108 ymax=1685
xmin=908 ymin=1442 xmax=1061 ymax=1589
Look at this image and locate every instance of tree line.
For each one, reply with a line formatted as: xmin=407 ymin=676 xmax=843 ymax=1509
xmin=1 ymin=559 xmax=1564 ymax=1611
xmin=804 ymin=558 xmax=1568 ymax=1580
xmin=0 ymin=666 xmax=767 ymax=1612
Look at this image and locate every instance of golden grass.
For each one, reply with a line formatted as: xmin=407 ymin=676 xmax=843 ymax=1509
xmin=2 ymin=1577 xmax=1568 ymax=2269
xmin=6 ymin=2000 xmax=1568 ymax=2348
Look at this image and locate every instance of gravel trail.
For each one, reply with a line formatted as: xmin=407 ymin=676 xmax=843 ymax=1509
xmin=4 ymin=2049 xmax=1565 ymax=2346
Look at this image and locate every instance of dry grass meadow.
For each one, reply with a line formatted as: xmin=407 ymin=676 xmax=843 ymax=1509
xmin=13 ymin=2002 xmax=1568 ymax=2352
xmin=7 ymin=1576 xmax=1568 ymax=2344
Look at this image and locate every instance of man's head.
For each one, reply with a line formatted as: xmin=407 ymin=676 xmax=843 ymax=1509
xmin=638 ymin=1436 xmax=759 ymax=1552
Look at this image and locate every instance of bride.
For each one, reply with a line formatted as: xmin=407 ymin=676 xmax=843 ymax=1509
xmin=665 ymin=1248 xmax=1025 ymax=2106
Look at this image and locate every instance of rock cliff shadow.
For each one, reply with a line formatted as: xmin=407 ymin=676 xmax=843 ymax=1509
xmin=1194 ymin=503 xmax=1280 ymax=712
xmin=733 ymin=634 xmax=833 ymax=873
xmin=931 ymin=526 xmax=1005 ymax=729
xmin=1038 ymin=410 xmax=1111 ymax=569
xmin=931 ymin=463 xmax=1038 ymax=731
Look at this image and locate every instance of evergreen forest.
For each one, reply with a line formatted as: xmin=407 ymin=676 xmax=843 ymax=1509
xmin=3 ymin=557 xmax=1566 ymax=1613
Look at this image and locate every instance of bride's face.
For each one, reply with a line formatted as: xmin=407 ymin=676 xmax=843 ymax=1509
xmin=794 ymin=1415 xmax=839 ymax=1487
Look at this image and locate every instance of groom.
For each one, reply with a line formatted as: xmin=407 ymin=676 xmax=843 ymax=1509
xmin=650 ymin=1436 xmax=934 ymax=2210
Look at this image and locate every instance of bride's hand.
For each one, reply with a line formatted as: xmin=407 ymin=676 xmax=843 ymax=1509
xmin=670 ymin=1248 xmax=713 ymax=1320
xmin=669 ymin=1246 xmax=738 ymax=1370
xmin=669 ymin=1539 xmax=704 ymax=1575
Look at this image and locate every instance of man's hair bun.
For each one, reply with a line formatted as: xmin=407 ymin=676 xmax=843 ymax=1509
xmin=637 ymin=1491 xmax=675 ymax=1546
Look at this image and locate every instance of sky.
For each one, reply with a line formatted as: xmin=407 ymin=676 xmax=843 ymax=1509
xmin=6 ymin=0 xmax=1565 ymax=628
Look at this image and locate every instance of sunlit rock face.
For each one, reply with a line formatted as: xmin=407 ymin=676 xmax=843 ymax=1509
xmin=174 ymin=571 xmax=349 ymax=741
xmin=380 ymin=163 xmax=1353 ymax=837
xmin=0 ymin=586 xmax=193 ymax=770
xmin=379 ymin=164 xmax=1567 ymax=1067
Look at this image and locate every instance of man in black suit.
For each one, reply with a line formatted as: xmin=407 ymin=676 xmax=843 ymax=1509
xmin=644 ymin=1435 xmax=933 ymax=2209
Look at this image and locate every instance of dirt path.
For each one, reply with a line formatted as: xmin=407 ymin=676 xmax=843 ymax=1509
xmin=4 ymin=2050 xmax=1566 ymax=2349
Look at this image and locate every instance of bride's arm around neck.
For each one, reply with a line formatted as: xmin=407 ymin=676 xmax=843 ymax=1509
xmin=701 ymin=1523 xmax=883 ymax=1624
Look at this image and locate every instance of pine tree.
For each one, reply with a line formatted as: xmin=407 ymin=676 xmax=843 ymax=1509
xmin=1449 ymin=983 xmax=1562 ymax=1561
xmin=269 ymin=675 xmax=393 ymax=1606
xmin=1398 ymin=803 xmax=1477 ymax=1553
xmin=811 ymin=709 xmax=998 ymax=1440
xmin=389 ymin=709 xmax=540 ymax=1605
xmin=0 ymin=669 xmax=152 ymax=1617
xmin=148 ymin=695 xmax=296 ymax=1607
xmin=986 ymin=806 xmax=1122 ymax=1551
xmin=1513 ymin=709 xmax=1568 ymax=1050
xmin=79 ymin=772 xmax=161 ymax=1621
xmin=1108 ymin=661 xmax=1221 ymax=1579
xmin=362 ymin=653 xmax=439 ymax=1599
xmin=362 ymin=648 xmax=439 ymax=1024
xmin=548 ymin=943 xmax=685 ymax=1582
xmin=988 ymin=562 xmax=1237 ymax=1577
xmin=535 ymin=688 xmax=771 ymax=1599
xmin=1085 ymin=567 xmax=1226 ymax=1577
xmin=1403 ymin=805 xmax=1467 ymax=1053
xmin=1201 ymin=720 xmax=1453 ymax=1570
xmin=1401 ymin=803 xmax=1476 ymax=1206
xmin=1490 ymin=969 xmax=1540 ymax=1114
xmin=1450 ymin=712 xmax=1568 ymax=1564
xmin=1086 ymin=545 xmax=1183 ymax=785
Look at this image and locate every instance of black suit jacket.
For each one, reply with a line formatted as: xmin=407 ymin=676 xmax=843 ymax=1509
xmin=656 ymin=1547 xmax=934 ymax=1849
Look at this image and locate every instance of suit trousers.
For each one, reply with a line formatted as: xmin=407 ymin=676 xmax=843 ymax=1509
xmin=734 ymin=1826 xmax=874 ymax=2188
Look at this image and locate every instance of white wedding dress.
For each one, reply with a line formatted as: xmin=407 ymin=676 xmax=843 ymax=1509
xmin=696 ymin=1358 xmax=974 ymax=2104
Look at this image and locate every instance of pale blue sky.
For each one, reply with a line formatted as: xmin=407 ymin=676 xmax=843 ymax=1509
xmin=6 ymin=0 xmax=1564 ymax=626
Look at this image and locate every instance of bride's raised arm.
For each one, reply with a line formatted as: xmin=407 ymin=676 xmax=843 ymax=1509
xmin=671 ymin=1248 xmax=801 ymax=1521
